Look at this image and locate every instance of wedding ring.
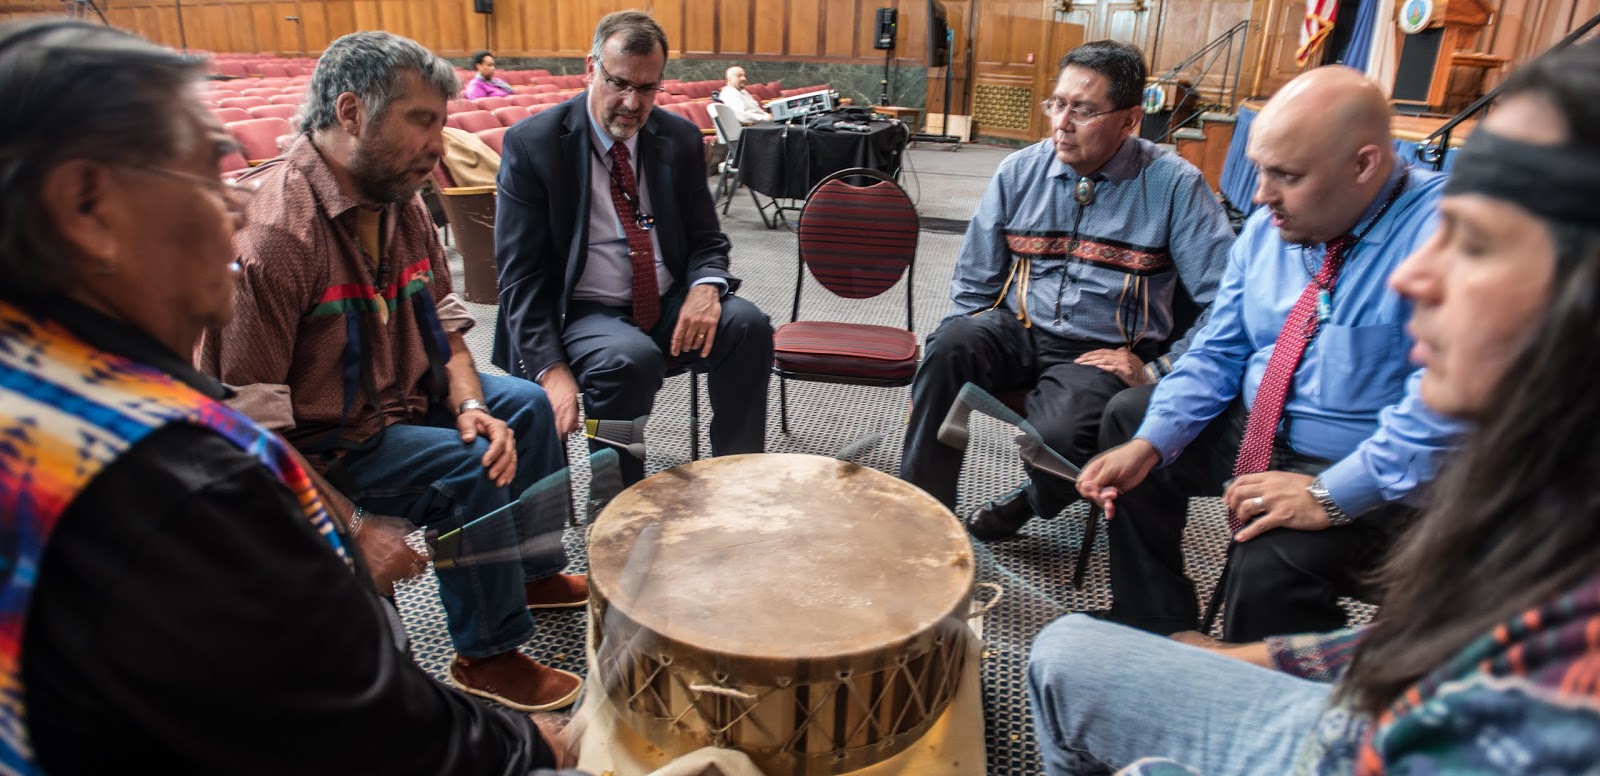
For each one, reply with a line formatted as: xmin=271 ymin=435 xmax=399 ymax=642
xmin=1252 ymin=496 xmax=1266 ymax=511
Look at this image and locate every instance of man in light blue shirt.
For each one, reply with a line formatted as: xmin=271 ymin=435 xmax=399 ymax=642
xmin=899 ymin=41 xmax=1233 ymax=538
xmin=1077 ymin=66 xmax=1464 ymax=642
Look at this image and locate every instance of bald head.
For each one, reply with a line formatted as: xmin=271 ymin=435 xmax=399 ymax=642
xmin=726 ymin=66 xmax=747 ymax=89
xmin=1247 ymin=66 xmax=1399 ymax=245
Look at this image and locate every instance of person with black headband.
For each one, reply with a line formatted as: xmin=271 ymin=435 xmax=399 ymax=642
xmin=1029 ymin=39 xmax=1600 ymax=775
xmin=900 ymin=40 xmax=1234 ymax=537
xmin=1076 ymin=64 xmax=1466 ymax=643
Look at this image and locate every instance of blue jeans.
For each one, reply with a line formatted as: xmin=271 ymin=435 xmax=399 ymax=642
xmin=1027 ymin=615 xmax=1330 ymax=775
xmin=339 ymin=374 xmax=565 ymax=658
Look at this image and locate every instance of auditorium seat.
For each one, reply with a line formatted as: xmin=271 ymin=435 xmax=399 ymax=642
xmin=249 ymin=104 xmax=298 ymax=120
xmin=529 ymin=92 xmax=566 ymax=105
xmin=526 ymin=103 xmax=554 ymax=116
xmin=500 ymin=70 xmax=535 ymax=86
xmin=506 ymin=94 xmax=541 ymax=107
xmin=525 ymin=83 xmax=558 ymax=93
xmin=267 ymin=94 xmax=303 ymax=105
xmin=218 ymin=149 xmax=251 ymax=179
xmin=241 ymin=87 xmax=281 ymax=98
xmin=476 ymin=126 xmax=509 ymax=155
xmin=526 ymin=68 xmax=551 ymax=77
xmin=446 ymin=110 xmax=500 ymax=134
xmin=206 ymin=89 xmax=244 ymax=101
xmin=492 ymin=106 xmax=531 ymax=127
xmin=474 ymin=96 xmax=514 ymax=112
xmin=781 ymin=86 xmax=831 ymax=98
xmin=224 ymin=117 xmax=293 ymax=165
xmin=258 ymin=64 xmax=290 ymax=78
xmin=211 ymin=107 xmax=251 ymax=123
xmin=218 ymin=96 xmax=269 ymax=110
xmin=216 ymin=61 xmax=248 ymax=78
xmin=447 ymin=98 xmax=476 ymax=114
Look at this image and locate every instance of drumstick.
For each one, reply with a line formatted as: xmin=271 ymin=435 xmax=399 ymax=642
xmin=428 ymin=450 xmax=627 ymax=570
xmin=584 ymin=415 xmax=649 ymax=459
xmin=833 ymin=430 xmax=883 ymax=464
xmin=936 ymin=382 xmax=1082 ymax=482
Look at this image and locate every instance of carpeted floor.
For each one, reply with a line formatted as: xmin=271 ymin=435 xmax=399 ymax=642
xmin=394 ymin=143 xmax=1365 ymax=775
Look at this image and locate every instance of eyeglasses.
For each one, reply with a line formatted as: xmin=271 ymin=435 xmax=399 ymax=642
xmin=117 ymin=163 xmax=257 ymax=207
xmin=1040 ymin=98 xmax=1131 ymax=127
xmin=595 ymin=60 xmax=666 ymax=99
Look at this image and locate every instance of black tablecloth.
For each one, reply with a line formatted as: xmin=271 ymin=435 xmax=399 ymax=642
xmin=735 ymin=114 xmax=911 ymax=200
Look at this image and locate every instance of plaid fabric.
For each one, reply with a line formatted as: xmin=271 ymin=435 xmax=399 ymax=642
xmin=798 ymin=177 xmax=917 ymax=300
xmin=1268 ymin=626 xmax=1367 ymax=683
xmin=0 ymin=300 xmax=346 ymax=775
xmin=774 ymin=321 xmax=919 ymax=380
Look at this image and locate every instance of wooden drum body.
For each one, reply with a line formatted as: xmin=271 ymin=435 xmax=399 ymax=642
xmin=587 ymin=454 xmax=975 ymax=776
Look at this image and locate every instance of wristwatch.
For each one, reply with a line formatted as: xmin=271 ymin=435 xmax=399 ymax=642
xmin=1306 ymin=478 xmax=1354 ymax=527
xmin=457 ymin=398 xmax=490 ymax=417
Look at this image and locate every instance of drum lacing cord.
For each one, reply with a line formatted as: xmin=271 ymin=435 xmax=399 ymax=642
xmin=967 ymin=582 xmax=1004 ymax=619
xmin=687 ymin=682 xmax=758 ymax=700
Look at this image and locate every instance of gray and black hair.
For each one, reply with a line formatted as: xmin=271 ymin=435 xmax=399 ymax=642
xmin=1058 ymin=40 xmax=1147 ymax=110
xmin=590 ymin=10 xmax=668 ymax=63
xmin=0 ymin=18 xmax=205 ymax=301
xmin=300 ymin=31 xmax=458 ymax=134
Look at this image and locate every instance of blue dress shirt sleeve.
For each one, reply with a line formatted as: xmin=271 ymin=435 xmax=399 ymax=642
xmin=1318 ymin=370 xmax=1463 ymax=515
xmin=1159 ymin=168 xmax=1234 ymax=361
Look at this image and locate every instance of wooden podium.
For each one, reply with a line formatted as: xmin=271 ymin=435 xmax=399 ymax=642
xmin=1392 ymin=0 xmax=1498 ymax=112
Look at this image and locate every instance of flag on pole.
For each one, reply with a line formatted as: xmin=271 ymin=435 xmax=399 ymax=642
xmin=1297 ymin=0 xmax=1341 ymax=65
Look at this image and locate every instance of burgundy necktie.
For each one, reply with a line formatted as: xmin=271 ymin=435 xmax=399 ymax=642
xmin=606 ymin=142 xmax=660 ymax=331
xmin=1228 ymin=235 xmax=1355 ymax=533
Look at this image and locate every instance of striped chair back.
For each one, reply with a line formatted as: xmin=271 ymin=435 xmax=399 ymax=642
xmin=796 ymin=168 xmax=918 ymax=302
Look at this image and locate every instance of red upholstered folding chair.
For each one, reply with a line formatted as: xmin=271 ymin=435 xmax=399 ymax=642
xmin=773 ymin=167 xmax=919 ymax=432
xmin=492 ymin=106 xmax=531 ymax=127
xmin=224 ymin=117 xmax=292 ymax=165
xmin=211 ymin=107 xmax=251 ymax=124
xmin=446 ymin=110 xmax=500 ymax=134
xmin=476 ymin=126 xmax=509 ymax=155
xmin=249 ymin=104 xmax=298 ymax=121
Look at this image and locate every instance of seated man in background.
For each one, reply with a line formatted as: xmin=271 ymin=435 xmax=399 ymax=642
xmin=197 ymin=30 xmax=586 ymax=712
xmin=465 ymin=49 xmax=513 ymax=99
xmin=494 ymin=11 xmax=774 ymax=486
xmin=1076 ymin=65 xmax=1463 ymax=643
xmin=899 ymin=40 xmax=1233 ymax=539
xmin=718 ymin=65 xmax=770 ymax=124
xmin=0 ymin=18 xmax=574 ymax=772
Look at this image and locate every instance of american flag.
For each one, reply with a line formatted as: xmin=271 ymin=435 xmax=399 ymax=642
xmin=1296 ymin=0 xmax=1341 ymax=65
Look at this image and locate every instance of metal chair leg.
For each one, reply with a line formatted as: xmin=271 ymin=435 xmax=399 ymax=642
xmin=688 ymin=370 xmax=702 ymax=460
xmin=1072 ymin=503 xmax=1100 ymax=589
xmin=1198 ymin=544 xmax=1235 ymax=635
xmin=779 ymin=375 xmax=789 ymax=434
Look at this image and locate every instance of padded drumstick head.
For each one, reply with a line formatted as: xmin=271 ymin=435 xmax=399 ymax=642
xmin=585 ymin=416 xmax=649 ymax=460
xmin=937 ymin=382 xmax=1081 ymax=481
xmin=834 ymin=431 xmax=883 ymax=464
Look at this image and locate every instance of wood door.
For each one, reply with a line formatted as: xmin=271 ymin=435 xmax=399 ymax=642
xmin=969 ymin=2 xmax=1086 ymax=142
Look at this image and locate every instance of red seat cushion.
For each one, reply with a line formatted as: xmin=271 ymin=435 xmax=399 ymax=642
xmin=773 ymin=321 xmax=919 ymax=380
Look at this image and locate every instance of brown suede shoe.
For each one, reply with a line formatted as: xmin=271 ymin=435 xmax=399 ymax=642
xmin=448 ymin=651 xmax=582 ymax=712
xmin=525 ymin=573 xmax=589 ymax=610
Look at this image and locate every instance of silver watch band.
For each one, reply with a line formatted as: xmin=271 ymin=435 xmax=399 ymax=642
xmin=1308 ymin=478 xmax=1353 ymax=527
xmin=457 ymin=398 xmax=489 ymax=416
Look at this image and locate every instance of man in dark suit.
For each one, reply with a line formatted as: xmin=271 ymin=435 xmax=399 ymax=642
xmin=492 ymin=10 xmax=773 ymax=485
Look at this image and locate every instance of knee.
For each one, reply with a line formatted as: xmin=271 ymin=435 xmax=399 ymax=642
xmin=587 ymin=339 xmax=668 ymax=385
xmin=1100 ymin=385 xmax=1155 ymax=445
xmin=1028 ymin=615 xmax=1124 ymax=737
xmin=921 ymin=315 xmax=987 ymax=367
xmin=485 ymin=376 xmax=554 ymax=430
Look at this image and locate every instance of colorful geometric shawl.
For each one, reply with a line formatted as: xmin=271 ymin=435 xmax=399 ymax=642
xmin=0 ymin=300 xmax=348 ymax=775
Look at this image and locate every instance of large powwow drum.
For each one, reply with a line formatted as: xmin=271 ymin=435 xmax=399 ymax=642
xmin=587 ymin=454 xmax=976 ymax=775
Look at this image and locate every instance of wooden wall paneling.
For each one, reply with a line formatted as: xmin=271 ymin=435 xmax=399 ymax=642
xmin=823 ymin=0 xmax=859 ymax=57
xmin=319 ymin=0 xmax=355 ymax=51
xmin=251 ymin=3 xmax=281 ymax=53
xmin=720 ymin=0 xmax=752 ymax=54
xmin=786 ymin=0 xmax=821 ymax=56
xmin=429 ymin=0 xmax=468 ymax=55
xmin=653 ymin=0 xmax=685 ymax=57
xmin=682 ymin=0 xmax=717 ymax=55
xmin=753 ymin=0 xmax=785 ymax=55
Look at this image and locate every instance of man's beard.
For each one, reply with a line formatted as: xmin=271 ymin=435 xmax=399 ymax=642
xmin=349 ymin=143 xmax=429 ymax=205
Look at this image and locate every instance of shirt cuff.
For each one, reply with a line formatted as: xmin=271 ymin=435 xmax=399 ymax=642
xmin=1317 ymin=456 xmax=1387 ymax=518
xmin=692 ymin=277 xmax=730 ymax=296
xmin=434 ymin=292 xmax=476 ymax=334
xmin=1133 ymin=413 xmax=1189 ymax=467
xmin=225 ymin=383 xmax=295 ymax=431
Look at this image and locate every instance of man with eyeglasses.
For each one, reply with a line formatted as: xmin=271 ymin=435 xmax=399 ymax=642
xmin=493 ymin=10 xmax=773 ymax=486
xmin=900 ymin=40 xmax=1233 ymax=541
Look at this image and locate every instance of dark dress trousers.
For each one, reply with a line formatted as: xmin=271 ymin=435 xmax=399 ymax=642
xmin=492 ymin=94 xmax=772 ymax=483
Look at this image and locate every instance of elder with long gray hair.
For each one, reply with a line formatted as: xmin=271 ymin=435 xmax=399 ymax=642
xmin=0 ymin=18 xmax=576 ymax=774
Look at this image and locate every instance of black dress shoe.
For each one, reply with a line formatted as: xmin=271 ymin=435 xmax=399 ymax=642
xmin=964 ymin=486 xmax=1036 ymax=541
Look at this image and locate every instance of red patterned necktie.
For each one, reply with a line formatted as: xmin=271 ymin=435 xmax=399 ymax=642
xmin=1228 ymin=235 xmax=1355 ymax=533
xmin=606 ymin=142 xmax=660 ymax=331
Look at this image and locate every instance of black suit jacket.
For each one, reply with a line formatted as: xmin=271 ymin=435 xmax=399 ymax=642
xmin=491 ymin=94 xmax=741 ymax=379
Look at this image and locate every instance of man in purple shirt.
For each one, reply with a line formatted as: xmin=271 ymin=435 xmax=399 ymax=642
xmin=465 ymin=50 xmax=512 ymax=100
